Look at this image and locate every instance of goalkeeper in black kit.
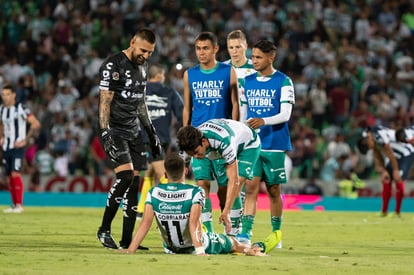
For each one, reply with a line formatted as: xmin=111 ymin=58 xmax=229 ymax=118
xmin=96 ymin=28 xmax=162 ymax=249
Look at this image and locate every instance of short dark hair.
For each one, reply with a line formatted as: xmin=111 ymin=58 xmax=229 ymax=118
xmin=356 ymin=137 xmax=369 ymax=154
xmin=176 ymin=126 xmax=203 ymax=153
xmin=164 ymin=153 xmax=185 ymax=181
xmin=396 ymin=128 xmax=407 ymax=143
xmin=195 ymin=32 xmax=218 ymax=46
xmin=134 ymin=28 xmax=156 ymax=44
xmin=2 ymin=83 xmax=14 ymax=92
xmin=253 ymin=40 xmax=277 ymax=55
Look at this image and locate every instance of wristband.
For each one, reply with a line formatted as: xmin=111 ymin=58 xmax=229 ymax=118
xmin=195 ymin=246 xmax=205 ymax=255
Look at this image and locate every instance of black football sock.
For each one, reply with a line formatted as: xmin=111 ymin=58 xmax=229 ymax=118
xmin=99 ymin=170 xmax=134 ymax=231
xmin=119 ymin=175 xmax=140 ymax=247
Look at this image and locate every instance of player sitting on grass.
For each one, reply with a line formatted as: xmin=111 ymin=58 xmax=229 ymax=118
xmin=119 ymin=153 xmax=275 ymax=256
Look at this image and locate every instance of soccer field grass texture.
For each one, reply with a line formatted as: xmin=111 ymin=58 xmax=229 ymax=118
xmin=1 ymin=208 xmax=413 ymax=275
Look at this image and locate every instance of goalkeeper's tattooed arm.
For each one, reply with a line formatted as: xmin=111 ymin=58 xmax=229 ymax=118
xmin=98 ymin=89 xmax=119 ymax=162
xmin=98 ymin=90 xmax=114 ymax=129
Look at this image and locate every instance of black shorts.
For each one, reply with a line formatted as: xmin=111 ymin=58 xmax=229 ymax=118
xmin=2 ymin=148 xmax=25 ymax=175
xmin=109 ymin=133 xmax=147 ymax=171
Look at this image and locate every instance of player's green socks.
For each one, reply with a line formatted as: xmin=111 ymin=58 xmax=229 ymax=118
xmin=240 ymin=185 xmax=246 ymax=206
xmin=240 ymin=214 xmax=255 ymax=235
xmin=202 ymin=198 xmax=214 ymax=232
xmin=229 ymin=196 xmax=242 ymax=236
xmin=271 ymin=216 xmax=282 ymax=231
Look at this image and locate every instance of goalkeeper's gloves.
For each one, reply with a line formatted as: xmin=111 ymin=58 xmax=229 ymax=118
xmin=146 ymin=124 xmax=162 ymax=158
xmin=101 ymin=128 xmax=119 ymax=162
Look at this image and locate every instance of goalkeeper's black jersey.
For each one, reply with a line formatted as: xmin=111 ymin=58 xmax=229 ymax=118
xmin=98 ymin=51 xmax=148 ymax=138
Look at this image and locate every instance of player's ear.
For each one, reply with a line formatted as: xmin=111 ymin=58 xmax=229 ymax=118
xmin=201 ymin=137 xmax=208 ymax=146
xmin=214 ymin=44 xmax=219 ymax=54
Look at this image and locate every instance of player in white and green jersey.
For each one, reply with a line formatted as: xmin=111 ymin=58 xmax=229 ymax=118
xmin=242 ymin=40 xmax=295 ymax=251
xmin=224 ymin=30 xmax=256 ymax=123
xmin=177 ymin=118 xmax=261 ymax=236
xmin=121 ymin=153 xmax=267 ymax=256
xmin=224 ymin=30 xmax=256 ymax=236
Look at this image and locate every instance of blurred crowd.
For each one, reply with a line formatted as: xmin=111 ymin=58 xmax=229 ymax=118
xmin=0 ymin=0 xmax=414 ymax=192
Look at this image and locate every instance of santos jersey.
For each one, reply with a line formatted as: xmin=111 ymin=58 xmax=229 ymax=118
xmin=198 ymin=118 xmax=260 ymax=164
xmin=187 ymin=62 xmax=233 ymax=127
xmin=223 ymin=59 xmax=255 ymax=122
xmin=201 ymin=232 xmax=233 ymax=254
xmin=0 ymin=102 xmax=31 ymax=151
xmin=146 ymin=183 xmax=205 ymax=251
xmin=98 ymin=51 xmax=148 ymax=138
xmin=244 ymin=70 xmax=295 ymax=151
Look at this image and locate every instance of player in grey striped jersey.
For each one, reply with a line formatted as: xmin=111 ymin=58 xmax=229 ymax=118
xmin=357 ymin=126 xmax=414 ymax=217
xmin=396 ymin=125 xmax=414 ymax=144
xmin=1 ymin=83 xmax=41 ymax=213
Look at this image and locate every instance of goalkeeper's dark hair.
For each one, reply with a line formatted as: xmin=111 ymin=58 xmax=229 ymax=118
xmin=164 ymin=153 xmax=185 ymax=181
xmin=176 ymin=126 xmax=203 ymax=153
xmin=134 ymin=28 xmax=156 ymax=44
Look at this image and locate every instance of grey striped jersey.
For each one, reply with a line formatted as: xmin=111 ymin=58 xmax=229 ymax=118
xmin=404 ymin=125 xmax=414 ymax=142
xmin=368 ymin=126 xmax=396 ymax=145
xmin=370 ymin=125 xmax=414 ymax=159
xmin=0 ymin=102 xmax=31 ymax=151
xmin=390 ymin=141 xmax=414 ymax=159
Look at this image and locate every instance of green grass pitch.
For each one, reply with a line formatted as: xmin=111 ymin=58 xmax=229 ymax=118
xmin=1 ymin=207 xmax=413 ymax=275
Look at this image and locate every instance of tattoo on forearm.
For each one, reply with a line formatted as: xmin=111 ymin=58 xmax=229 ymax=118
xmin=99 ymin=90 xmax=114 ymax=129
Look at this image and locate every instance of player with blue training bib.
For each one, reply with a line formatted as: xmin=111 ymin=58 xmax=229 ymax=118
xmin=182 ymin=32 xmax=241 ymax=235
xmin=242 ymin=40 xmax=295 ymax=252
